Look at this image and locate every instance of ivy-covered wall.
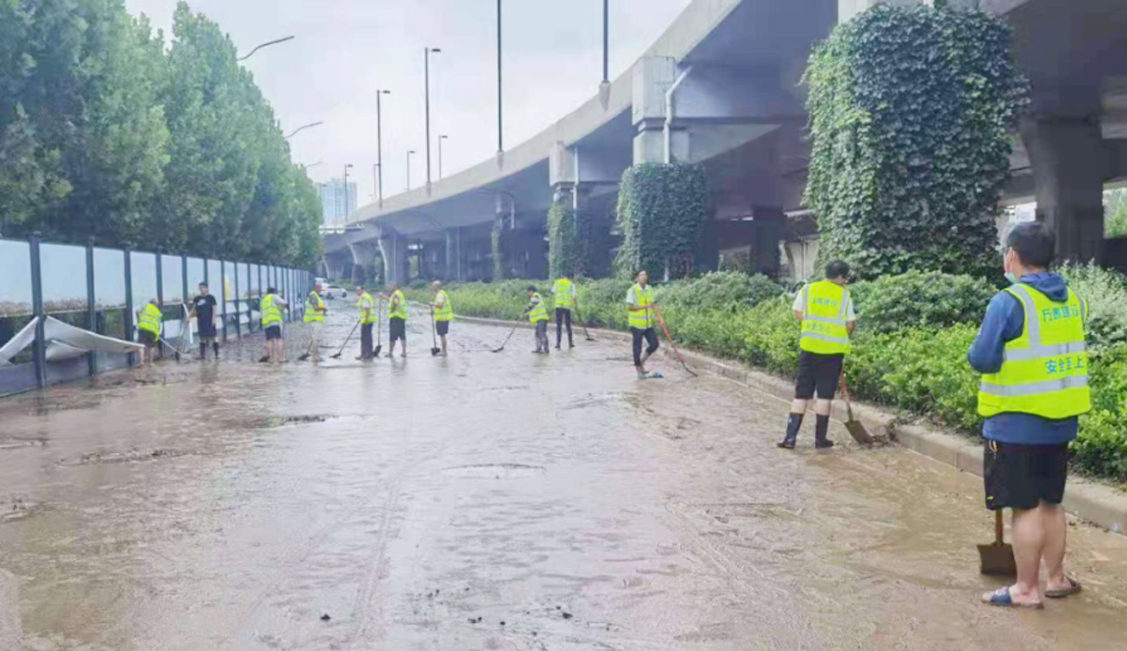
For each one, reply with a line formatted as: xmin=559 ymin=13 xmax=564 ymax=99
xmin=547 ymin=202 xmax=597 ymax=279
xmin=804 ymin=5 xmax=1028 ymax=279
xmin=615 ymin=163 xmax=709 ymax=279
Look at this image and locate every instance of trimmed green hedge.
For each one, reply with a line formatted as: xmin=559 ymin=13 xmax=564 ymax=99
xmin=408 ymin=267 xmax=1127 ymax=482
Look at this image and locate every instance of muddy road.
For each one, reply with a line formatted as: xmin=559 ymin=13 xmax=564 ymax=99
xmin=1 ymin=304 xmax=1126 ymax=650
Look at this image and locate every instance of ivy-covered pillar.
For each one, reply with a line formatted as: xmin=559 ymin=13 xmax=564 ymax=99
xmin=491 ymin=217 xmax=508 ymax=281
xmin=615 ymin=163 xmax=708 ymax=280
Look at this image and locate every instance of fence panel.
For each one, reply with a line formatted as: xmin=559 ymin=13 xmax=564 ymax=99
xmin=186 ymin=257 xmax=206 ymax=296
xmin=94 ymin=247 xmax=127 ymax=340
xmin=130 ymin=252 xmax=158 ymax=321
xmin=161 ymin=254 xmax=184 ymax=307
xmin=0 ymin=240 xmax=33 ymax=319
xmin=40 ymin=243 xmax=89 ymax=318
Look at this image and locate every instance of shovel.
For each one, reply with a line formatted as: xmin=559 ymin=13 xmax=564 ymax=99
xmin=573 ymin=303 xmax=595 ymax=342
xmin=491 ymin=321 xmax=521 ymax=353
xmin=653 ymin=306 xmax=698 ymax=377
xmin=838 ymin=372 xmax=874 ymax=445
xmin=979 ymin=510 xmax=1017 ymax=576
xmin=429 ymin=310 xmax=441 ymax=356
xmin=331 ymin=321 xmax=361 ymax=360
xmin=374 ymin=301 xmax=383 ymax=358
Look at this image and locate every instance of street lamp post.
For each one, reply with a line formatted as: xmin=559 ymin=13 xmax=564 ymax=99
xmin=406 ymin=150 xmax=416 ymax=191
xmin=376 ymin=90 xmax=390 ymax=205
xmin=425 ymin=47 xmax=442 ymax=190
xmin=343 ymin=164 xmax=354 ymax=224
xmin=438 ymin=135 xmax=448 ymax=180
xmin=599 ymin=0 xmax=611 ymax=109
xmin=238 ymin=35 xmax=295 ymax=62
xmin=496 ymin=0 xmax=504 ymax=167
xmin=285 ymin=121 xmax=325 ymax=139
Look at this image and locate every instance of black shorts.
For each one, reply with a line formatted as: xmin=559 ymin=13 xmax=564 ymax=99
xmin=139 ymin=330 xmax=157 ymax=346
xmin=390 ymin=318 xmax=407 ymax=342
xmin=984 ymin=440 xmax=1069 ymax=510
xmin=795 ymin=351 xmax=844 ymax=400
xmin=436 ymin=320 xmax=450 ymax=336
xmin=265 ymin=325 xmax=283 ymax=340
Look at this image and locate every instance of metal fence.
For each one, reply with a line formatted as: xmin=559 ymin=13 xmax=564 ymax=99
xmin=0 ymin=235 xmax=313 ymax=395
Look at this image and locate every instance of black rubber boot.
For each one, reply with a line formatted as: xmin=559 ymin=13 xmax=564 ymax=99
xmin=777 ymin=413 xmax=803 ymax=449
xmin=815 ymin=414 xmax=834 ymax=449
xmin=213 ymin=342 xmax=220 ymax=359
xmin=199 ymin=343 xmax=207 ymax=360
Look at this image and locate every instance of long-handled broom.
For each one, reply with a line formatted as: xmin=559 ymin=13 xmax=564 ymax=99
xmin=653 ymin=306 xmax=698 ymax=377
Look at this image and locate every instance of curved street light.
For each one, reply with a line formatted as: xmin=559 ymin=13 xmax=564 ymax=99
xmin=238 ymin=35 xmax=296 ymax=62
xmin=285 ymin=121 xmax=324 ymax=139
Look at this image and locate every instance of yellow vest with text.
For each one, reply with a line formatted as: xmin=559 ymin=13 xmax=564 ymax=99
xmin=799 ymin=281 xmax=852 ymax=355
xmin=434 ymin=290 xmax=453 ymax=322
xmin=389 ymin=290 xmax=407 ymax=320
xmin=627 ymin=284 xmax=655 ymax=330
xmin=978 ymin=284 xmax=1091 ymax=419
xmin=356 ymin=292 xmax=376 ymax=324
xmin=138 ymin=303 xmax=162 ymax=336
xmin=553 ymin=278 xmax=575 ymax=310
xmin=304 ymin=291 xmax=325 ymax=323
xmin=261 ymin=294 xmax=283 ymax=327
xmin=528 ymin=293 xmax=549 ymax=324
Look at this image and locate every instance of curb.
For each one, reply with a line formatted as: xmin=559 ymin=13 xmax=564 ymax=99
xmin=454 ymin=313 xmax=1127 ymax=536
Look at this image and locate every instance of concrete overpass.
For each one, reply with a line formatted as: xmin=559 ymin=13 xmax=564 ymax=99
xmin=323 ymin=0 xmax=1127 ymax=284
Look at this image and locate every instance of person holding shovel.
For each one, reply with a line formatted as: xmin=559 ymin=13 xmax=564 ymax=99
xmin=553 ymin=274 xmax=577 ymax=350
xmin=304 ymin=282 xmax=329 ymax=364
xmin=430 ymin=281 xmax=452 ymax=357
xmin=136 ymin=298 xmax=163 ymax=366
xmin=383 ymin=282 xmax=408 ymax=358
xmin=626 ymin=270 xmax=659 ymax=378
xmin=969 ymin=222 xmax=1089 ymax=609
xmin=355 ymin=284 xmax=376 ymax=361
xmin=777 ymin=260 xmax=856 ymax=450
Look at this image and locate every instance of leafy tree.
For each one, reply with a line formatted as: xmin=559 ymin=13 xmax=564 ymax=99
xmin=1106 ymin=188 xmax=1127 ymax=239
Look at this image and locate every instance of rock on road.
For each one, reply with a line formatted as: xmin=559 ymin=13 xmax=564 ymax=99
xmin=0 ymin=305 xmax=1126 ymax=650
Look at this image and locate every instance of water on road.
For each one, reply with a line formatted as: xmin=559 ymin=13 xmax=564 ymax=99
xmin=1 ymin=304 xmax=1126 ymax=650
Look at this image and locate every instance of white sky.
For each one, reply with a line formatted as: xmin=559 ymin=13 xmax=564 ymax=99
xmin=124 ymin=0 xmax=693 ymax=207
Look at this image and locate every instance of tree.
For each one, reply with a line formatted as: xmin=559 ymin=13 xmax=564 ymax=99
xmin=1107 ymin=189 xmax=1127 ymax=239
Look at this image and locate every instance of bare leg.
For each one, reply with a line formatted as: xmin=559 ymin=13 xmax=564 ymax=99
xmin=401 ymin=341 xmax=408 ymax=357
xmin=814 ymin=399 xmax=833 ymax=416
xmin=1041 ymin=502 xmax=1070 ymax=592
xmin=983 ymin=507 xmax=1044 ymax=605
xmin=790 ymin=398 xmax=809 ymax=414
xmin=440 ymin=335 xmax=447 ymax=356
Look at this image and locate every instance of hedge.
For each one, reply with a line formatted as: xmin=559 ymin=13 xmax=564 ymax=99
xmin=407 ymin=267 xmax=1127 ymax=482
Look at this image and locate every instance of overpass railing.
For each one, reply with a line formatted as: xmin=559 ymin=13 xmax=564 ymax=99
xmin=0 ymin=235 xmax=313 ymax=396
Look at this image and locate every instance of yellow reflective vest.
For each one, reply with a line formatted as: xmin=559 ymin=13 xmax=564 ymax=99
xmin=138 ymin=303 xmax=162 ymax=336
xmin=304 ymin=291 xmax=325 ymax=323
xmin=528 ymin=293 xmax=549 ymax=324
xmin=433 ymin=290 xmax=453 ymax=322
xmin=553 ymin=278 xmax=575 ymax=310
xmin=799 ymin=281 xmax=852 ymax=355
xmin=356 ymin=292 xmax=376 ymax=324
xmin=261 ymin=294 xmax=283 ymax=327
xmin=627 ymin=284 xmax=654 ymax=330
xmin=389 ymin=290 xmax=407 ymax=320
xmin=978 ymin=284 xmax=1091 ymax=419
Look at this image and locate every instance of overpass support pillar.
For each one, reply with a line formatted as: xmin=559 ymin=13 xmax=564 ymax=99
xmin=379 ymin=230 xmax=408 ymax=286
xmin=1020 ymin=118 xmax=1106 ymax=264
xmin=752 ymin=208 xmax=784 ymax=278
xmin=445 ymin=228 xmax=463 ymax=281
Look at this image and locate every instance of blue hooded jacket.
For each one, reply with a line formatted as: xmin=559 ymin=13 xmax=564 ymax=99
xmin=967 ymin=272 xmax=1080 ymax=445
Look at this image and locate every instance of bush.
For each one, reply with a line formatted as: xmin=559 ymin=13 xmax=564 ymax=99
xmin=657 ymin=272 xmax=783 ymax=313
xmin=1059 ymin=263 xmax=1127 ymax=352
xmin=850 ymin=271 xmax=996 ymax=335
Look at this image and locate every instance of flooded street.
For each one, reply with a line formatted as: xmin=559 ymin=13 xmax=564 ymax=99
xmin=1 ymin=305 xmax=1127 ymax=650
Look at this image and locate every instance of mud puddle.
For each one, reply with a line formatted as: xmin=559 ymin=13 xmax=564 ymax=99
xmin=442 ymin=464 xmax=546 ymax=479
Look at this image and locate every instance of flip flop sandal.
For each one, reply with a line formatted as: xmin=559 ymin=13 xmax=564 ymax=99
xmin=982 ymin=587 xmax=1044 ymax=609
xmin=1046 ymin=576 xmax=1082 ymax=599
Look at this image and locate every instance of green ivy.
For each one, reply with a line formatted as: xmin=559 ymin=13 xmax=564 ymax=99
xmin=804 ymin=5 xmax=1029 ymax=279
xmin=615 ymin=163 xmax=708 ymax=279
xmin=491 ymin=220 xmax=506 ymax=281
xmin=547 ymin=202 xmax=596 ymax=279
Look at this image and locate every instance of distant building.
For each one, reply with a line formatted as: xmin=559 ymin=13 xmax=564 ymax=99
xmin=316 ymin=178 xmax=358 ymax=226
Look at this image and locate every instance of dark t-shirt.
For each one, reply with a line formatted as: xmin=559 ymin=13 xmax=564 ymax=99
xmin=193 ymin=294 xmax=218 ymax=336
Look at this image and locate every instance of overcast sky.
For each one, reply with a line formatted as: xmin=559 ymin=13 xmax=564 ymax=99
xmin=124 ymin=0 xmax=692 ymax=207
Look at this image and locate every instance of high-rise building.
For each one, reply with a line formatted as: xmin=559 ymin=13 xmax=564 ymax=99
xmin=315 ymin=178 xmax=359 ymax=226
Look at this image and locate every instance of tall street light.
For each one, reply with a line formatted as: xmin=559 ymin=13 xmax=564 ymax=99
xmin=238 ymin=35 xmax=295 ymax=62
xmin=496 ymin=0 xmax=504 ymax=168
xmin=285 ymin=121 xmax=324 ymax=139
xmin=343 ymin=164 xmax=354 ymax=223
xmin=425 ymin=47 xmax=442 ymax=191
xmin=406 ymin=150 xmax=416 ymax=191
xmin=438 ymin=135 xmax=449 ymax=180
xmin=376 ymin=89 xmax=391 ymax=205
xmin=599 ymin=0 xmax=611 ymax=109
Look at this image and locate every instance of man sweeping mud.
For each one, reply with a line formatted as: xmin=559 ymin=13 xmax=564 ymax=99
xmin=626 ymin=270 xmax=659 ymax=378
xmin=969 ymin=222 xmax=1089 ymax=609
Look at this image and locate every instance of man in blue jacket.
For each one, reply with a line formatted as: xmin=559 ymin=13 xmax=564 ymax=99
xmin=968 ymin=222 xmax=1089 ymax=609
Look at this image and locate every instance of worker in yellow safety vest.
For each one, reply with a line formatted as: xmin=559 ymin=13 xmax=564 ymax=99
xmin=969 ymin=222 xmax=1090 ymax=610
xmin=626 ymin=270 xmax=659 ymax=378
xmin=382 ymin=282 xmax=408 ymax=358
xmin=430 ymin=281 xmax=452 ymax=357
xmin=553 ymin=274 xmax=578 ymax=350
xmin=260 ymin=286 xmax=289 ymax=364
xmin=355 ymin=284 xmax=377 ymax=360
xmin=136 ymin=298 xmax=163 ymax=366
xmin=304 ymin=282 xmax=329 ymax=364
xmin=777 ymin=260 xmax=857 ymax=450
xmin=525 ymin=285 xmax=550 ymax=354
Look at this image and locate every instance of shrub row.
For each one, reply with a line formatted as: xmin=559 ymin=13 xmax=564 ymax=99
xmin=407 ymin=268 xmax=1127 ymax=481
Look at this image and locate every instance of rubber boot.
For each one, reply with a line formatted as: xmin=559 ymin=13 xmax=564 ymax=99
xmin=815 ymin=414 xmax=834 ymax=449
xmin=199 ymin=343 xmax=207 ymax=360
xmin=777 ymin=413 xmax=803 ymax=449
xmin=213 ymin=342 xmax=220 ymax=359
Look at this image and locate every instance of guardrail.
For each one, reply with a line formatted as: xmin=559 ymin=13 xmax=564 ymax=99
xmin=0 ymin=235 xmax=313 ymax=395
